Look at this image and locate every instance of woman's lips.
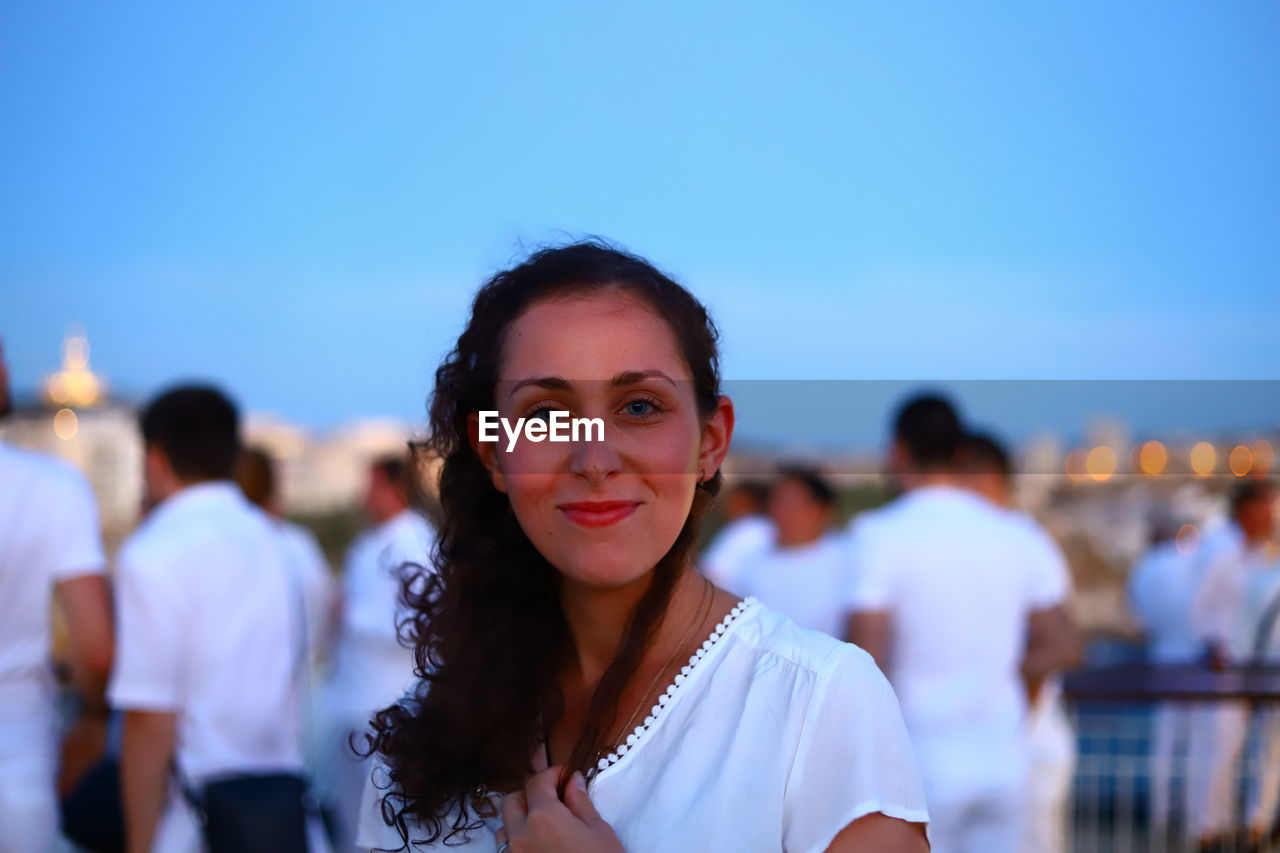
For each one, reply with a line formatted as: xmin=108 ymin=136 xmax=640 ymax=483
xmin=558 ymin=500 xmax=640 ymax=528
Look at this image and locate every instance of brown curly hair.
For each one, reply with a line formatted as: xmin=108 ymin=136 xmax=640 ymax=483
xmin=361 ymin=239 xmax=724 ymax=849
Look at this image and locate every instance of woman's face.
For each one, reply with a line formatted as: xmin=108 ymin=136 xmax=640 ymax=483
xmin=472 ymin=290 xmax=732 ymax=591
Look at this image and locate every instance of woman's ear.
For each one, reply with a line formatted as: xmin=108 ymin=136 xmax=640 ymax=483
xmin=696 ymin=395 xmax=735 ymax=483
xmin=466 ymin=412 xmax=508 ymax=494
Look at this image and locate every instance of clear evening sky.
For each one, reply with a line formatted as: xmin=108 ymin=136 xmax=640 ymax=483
xmin=3 ymin=2 xmax=1278 ymax=444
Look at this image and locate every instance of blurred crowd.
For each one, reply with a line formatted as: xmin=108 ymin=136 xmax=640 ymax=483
xmin=2 ymin=352 xmax=433 ymax=852
xmin=706 ymin=396 xmax=1279 ymax=853
xmin=2 ymin=341 xmax=1278 ymax=853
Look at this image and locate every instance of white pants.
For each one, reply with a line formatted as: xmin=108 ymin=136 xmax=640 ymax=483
xmin=1186 ymin=702 xmax=1249 ymax=840
xmin=327 ymin=721 xmax=378 ymax=852
xmin=0 ymin=749 xmax=59 ymax=853
xmin=1021 ymin=698 xmax=1075 ymax=853
xmin=1149 ymin=702 xmax=1193 ymax=829
xmin=1247 ymin=708 xmax=1280 ymax=835
xmin=916 ymin=732 xmax=1027 ymax=853
xmin=1186 ymin=702 xmax=1280 ymax=839
xmin=929 ymin=784 xmax=1026 ymax=853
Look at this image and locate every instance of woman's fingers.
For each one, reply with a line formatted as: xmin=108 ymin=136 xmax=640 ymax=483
xmin=500 ymin=788 xmax=529 ymax=837
xmin=524 ymin=764 xmax=565 ymax=814
xmin=501 ymin=767 xmax=623 ymax=853
xmin=561 ymin=771 xmax=604 ymax=827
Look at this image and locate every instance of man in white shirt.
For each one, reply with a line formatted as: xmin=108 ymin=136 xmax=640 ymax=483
xmin=846 ymin=395 xmax=1080 ymax=853
xmin=734 ymin=468 xmax=846 ymax=637
xmin=963 ymin=432 xmax=1080 ymax=853
xmin=1127 ymin=512 xmax=1202 ymax=836
xmin=700 ymin=481 xmax=774 ymax=592
xmin=324 ymin=455 xmax=436 ymax=849
xmin=0 ymin=341 xmax=114 ymax=852
xmin=1185 ymin=480 xmax=1275 ymax=846
xmin=108 ymin=386 xmax=328 ymax=853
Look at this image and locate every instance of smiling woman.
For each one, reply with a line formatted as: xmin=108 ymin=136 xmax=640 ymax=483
xmin=356 ymin=240 xmax=931 ymax=853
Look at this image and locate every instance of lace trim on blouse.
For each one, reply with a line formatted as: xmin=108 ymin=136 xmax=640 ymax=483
xmin=587 ymin=596 xmax=759 ymax=779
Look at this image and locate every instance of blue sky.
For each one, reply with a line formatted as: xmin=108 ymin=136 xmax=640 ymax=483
xmin=4 ymin=2 xmax=1278 ymax=441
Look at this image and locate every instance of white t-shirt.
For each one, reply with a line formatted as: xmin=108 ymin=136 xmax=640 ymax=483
xmin=845 ymin=486 xmax=1066 ymax=793
xmin=1008 ymin=510 xmax=1071 ymax=609
xmin=327 ymin=508 xmax=436 ymax=721
xmin=1128 ymin=540 xmax=1203 ymax=664
xmin=700 ymin=514 xmax=774 ymax=591
xmin=277 ymin=519 xmax=337 ymax=670
xmin=1191 ymin=523 xmax=1272 ymax=661
xmin=734 ymin=534 xmax=851 ymax=638
xmin=356 ymin=598 xmax=928 ymax=853
xmin=108 ymin=481 xmax=306 ymax=782
xmin=0 ymin=442 xmax=106 ymax=756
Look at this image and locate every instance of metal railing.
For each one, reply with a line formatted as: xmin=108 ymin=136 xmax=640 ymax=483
xmin=1063 ymin=665 xmax=1280 ymax=853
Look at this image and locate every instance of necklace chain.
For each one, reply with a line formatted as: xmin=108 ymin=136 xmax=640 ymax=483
xmin=594 ymin=575 xmax=715 ymax=762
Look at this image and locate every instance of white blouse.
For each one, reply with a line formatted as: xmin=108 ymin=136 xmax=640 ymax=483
xmin=357 ymin=598 xmax=929 ymax=853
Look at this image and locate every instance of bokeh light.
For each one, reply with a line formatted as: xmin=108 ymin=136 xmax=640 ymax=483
xmin=52 ymin=408 xmax=79 ymax=441
xmin=1175 ymin=523 xmax=1200 ymax=555
xmin=1190 ymin=442 xmax=1216 ymax=478
xmin=1228 ymin=445 xmax=1253 ymax=477
xmin=1138 ymin=441 xmax=1167 ymax=476
xmin=1253 ymin=439 xmax=1274 ymax=475
xmin=1085 ymin=446 xmax=1117 ymax=483
xmin=1064 ymin=448 xmax=1089 ymax=483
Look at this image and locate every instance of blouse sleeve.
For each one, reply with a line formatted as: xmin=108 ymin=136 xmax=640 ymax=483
xmin=782 ymin=643 xmax=929 ymax=853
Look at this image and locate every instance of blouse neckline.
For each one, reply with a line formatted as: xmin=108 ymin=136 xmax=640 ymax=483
xmin=587 ymin=596 xmax=760 ymax=785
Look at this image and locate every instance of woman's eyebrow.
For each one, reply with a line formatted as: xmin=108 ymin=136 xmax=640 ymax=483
xmin=611 ymin=370 xmax=677 ymax=388
xmin=508 ymin=371 xmax=676 ymax=398
xmin=508 ymin=376 xmax=571 ymax=398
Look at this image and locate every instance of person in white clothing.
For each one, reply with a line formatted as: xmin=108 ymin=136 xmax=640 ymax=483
xmin=236 ymin=447 xmax=338 ymax=672
xmin=324 ymin=455 xmax=436 ymax=849
xmin=0 ymin=341 xmax=114 ymax=853
xmin=734 ymin=468 xmax=849 ymax=638
xmin=963 ymin=432 xmax=1080 ymax=853
xmin=236 ymin=445 xmax=340 ymax=832
xmin=354 ymin=243 xmax=929 ymax=852
xmin=847 ymin=394 xmax=1079 ymax=853
xmin=1127 ymin=512 xmax=1202 ymax=836
xmin=1185 ymin=480 xmax=1276 ymax=846
xmin=108 ymin=386 xmax=329 ymax=853
xmin=699 ymin=481 xmax=773 ymax=592
xmin=1238 ymin=554 xmax=1280 ymax=846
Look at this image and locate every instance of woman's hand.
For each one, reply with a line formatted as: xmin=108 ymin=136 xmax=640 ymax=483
xmin=496 ymin=766 xmax=624 ymax=853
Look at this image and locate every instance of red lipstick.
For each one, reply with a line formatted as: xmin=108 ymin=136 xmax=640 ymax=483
xmin=558 ymin=500 xmax=640 ymax=528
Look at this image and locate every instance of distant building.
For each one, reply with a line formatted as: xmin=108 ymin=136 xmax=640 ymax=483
xmin=1 ymin=331 xmax=422 ymax=550
xmin=245 ymin=415 xmax=417 ymax=513
xmin=1 ymin=332 xmax=142 ymax=549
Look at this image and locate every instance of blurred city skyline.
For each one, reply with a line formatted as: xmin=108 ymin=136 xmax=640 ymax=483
xmin=5 ymin=2 xmax=1279 ymax=431
xmin=9 ymin=329 xmax=1278 ymax=454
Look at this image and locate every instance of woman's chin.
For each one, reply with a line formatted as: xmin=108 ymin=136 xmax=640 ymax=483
xmin=557 ymin=551 xmax=670 ymax=592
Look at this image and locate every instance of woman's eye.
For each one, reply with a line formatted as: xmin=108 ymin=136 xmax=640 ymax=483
xmin=620 ymin=398 xmax=662 ymax=419
xmin=527 ymin=406 xmax=558 ymax=423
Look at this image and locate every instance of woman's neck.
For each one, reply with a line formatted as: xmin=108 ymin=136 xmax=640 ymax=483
xmin=559 ymin=567 xmax=710 ymax=689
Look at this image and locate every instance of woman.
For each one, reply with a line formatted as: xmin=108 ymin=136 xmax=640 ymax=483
xmin=358 ymin=241 xmax=930 ymax=852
